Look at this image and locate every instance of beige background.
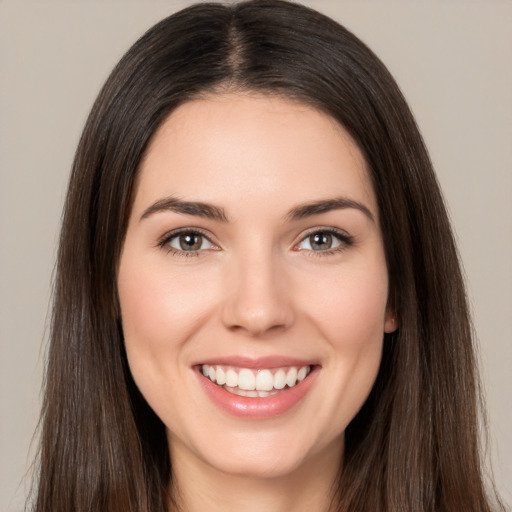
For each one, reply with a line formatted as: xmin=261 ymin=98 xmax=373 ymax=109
xmin=1 ymin=1 xmax=510 ymax=510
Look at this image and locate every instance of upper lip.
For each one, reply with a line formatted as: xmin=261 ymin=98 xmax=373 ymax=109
xmin=193 ymin=355 xmax=319 ymax=369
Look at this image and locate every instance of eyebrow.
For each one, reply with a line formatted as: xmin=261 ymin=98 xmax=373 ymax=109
xmin=286 ymin=197 xmax=375 ymax=223
xmin=139 ymin=195 xmax=374 ymax=224
xmin=140 ymin=196 xmax=229 ymax=222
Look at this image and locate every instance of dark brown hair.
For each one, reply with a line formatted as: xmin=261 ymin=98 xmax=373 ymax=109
xmin=33 ymin=1 xmax=503 ymax=511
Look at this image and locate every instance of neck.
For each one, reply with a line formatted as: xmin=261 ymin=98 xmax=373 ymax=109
xmin=168 ymin=436 xmax=343 ymax=512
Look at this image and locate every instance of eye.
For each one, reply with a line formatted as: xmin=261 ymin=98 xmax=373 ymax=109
xmin=160 ymin=230 xmax=215 ymax=253
xmin=296 ymin=229 xmax=352 ymax=252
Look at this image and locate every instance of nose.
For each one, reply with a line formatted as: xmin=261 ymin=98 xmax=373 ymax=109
xmin=220 ymin=250 xmax=295 ymax=337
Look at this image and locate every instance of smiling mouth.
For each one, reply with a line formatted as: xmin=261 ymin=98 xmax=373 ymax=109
xmin=201 ymin=364 xmax=312 ymax=398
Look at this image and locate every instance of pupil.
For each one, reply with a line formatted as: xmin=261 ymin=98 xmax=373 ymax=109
xmin=180 ymin=233 xmax=201 ymax=251
xmin=311 ymin=232 xmax=332 ymax=250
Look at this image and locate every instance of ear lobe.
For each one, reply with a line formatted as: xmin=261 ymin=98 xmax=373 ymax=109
xmin=384 ymin=311 xmax=398 ymax=333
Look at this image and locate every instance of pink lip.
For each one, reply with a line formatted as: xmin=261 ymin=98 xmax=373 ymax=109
xmin=195 ymin=363 xmax=320 ymax=420
xmin=195 ymin=355 xmax=318 ymax=369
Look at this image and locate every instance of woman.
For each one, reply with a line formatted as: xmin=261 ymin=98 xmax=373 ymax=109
xmin=33 ymin=1 xmax=504 ymax=511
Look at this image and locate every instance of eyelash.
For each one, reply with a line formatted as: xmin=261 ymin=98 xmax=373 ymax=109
xmin=157 ymin=227 xmax=355 ymax=257
xmin=157 ymin=228 xmax=217 ymax=258
xmin=294 ymin=228 xmax=355 ymax=257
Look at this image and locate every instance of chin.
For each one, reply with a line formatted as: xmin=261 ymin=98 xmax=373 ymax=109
xmin=206 ymin=450 xmax=309 ymax=480
xmin=187 ymin=427 xmax=337 ymax=481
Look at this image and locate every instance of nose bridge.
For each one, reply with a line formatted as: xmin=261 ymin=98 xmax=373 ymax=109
xmin=221 ymin=244 xmax=294 ymax=336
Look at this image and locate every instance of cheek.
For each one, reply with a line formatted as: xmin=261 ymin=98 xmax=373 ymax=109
xmin=300 ymin=259 xmax=388 ymax=424
xmin=117 ymin=253 xmax=225 ymax=408
xmin=118 ymin=256 xmax=213 ymax=352
xmin=117 ymin=263 xmax=173 ymax=406
xmin=117 ymin=255 xmax=214 ymax=421
xmin=305 ymin=258 xmax=389 ymax=347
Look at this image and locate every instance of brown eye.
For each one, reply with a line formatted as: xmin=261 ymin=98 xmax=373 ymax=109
xmin=309 ymin=232 xmax=334 ymax=251
xmin=168 ymin=232 xmax=213 ymax=252
xmin=296 ymin=229 xmax=351 ymax=253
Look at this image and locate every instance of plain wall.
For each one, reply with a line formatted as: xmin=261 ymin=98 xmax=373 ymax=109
xmin=1 ymin=1 xmax=510 ymax=510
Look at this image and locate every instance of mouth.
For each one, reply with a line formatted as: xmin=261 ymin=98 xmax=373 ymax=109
xmin=195 ymin=359 xmax=319 ymax=419
xmin=201 ymin=364 xmax=312 ymax=398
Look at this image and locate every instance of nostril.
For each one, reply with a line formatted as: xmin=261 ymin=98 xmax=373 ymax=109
xmin=227 ymin=322 xmax=288 ymax=337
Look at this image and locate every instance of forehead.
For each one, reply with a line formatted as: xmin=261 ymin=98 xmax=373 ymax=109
xmin=133 ymin=93 xmax=377 ymax=219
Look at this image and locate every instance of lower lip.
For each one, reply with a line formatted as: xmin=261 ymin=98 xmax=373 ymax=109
xmin=196 ymin=366 xmax=319 ymax=419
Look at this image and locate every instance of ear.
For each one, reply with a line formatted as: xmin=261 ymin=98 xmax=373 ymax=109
xmin=384 ymin=307 xmax=398 ymax=333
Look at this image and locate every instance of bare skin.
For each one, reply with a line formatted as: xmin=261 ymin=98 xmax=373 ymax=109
xmin=118 ymin=93 xmax=396 ymax=511
xmin=169 ymin=432 xmax=342 ymax=512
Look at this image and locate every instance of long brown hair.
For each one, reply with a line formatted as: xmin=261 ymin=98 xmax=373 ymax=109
xmin=33 ymin=1 xmax=503 ymax=511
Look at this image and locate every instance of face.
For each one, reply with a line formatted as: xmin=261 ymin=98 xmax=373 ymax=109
xmin=118 ymin=93 xmax=395 ymax=481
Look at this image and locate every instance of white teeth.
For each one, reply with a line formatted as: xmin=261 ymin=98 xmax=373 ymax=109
xmin=297 ymin=366 xmax=308 ymax=382
xmin=256 ymin=370 xmax=274 ymax=391
xmin=225 ymin=369 xmax=238 ymax=388
xmin=201 ymin=364 xmax=312 ymax=395
xmin=215 ymin=367 xmax=226 ymax=385
xmin=238 ymin=369 xmax=256 ymax=390
xmin=225 ymin=386 xmax=279 ymax=398
xmin=286 ymin=367 xmax=297 ymax=387
xmin=273 ymin=369 xmax=287 ymax=390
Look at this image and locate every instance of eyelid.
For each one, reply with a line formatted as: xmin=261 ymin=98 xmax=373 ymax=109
xmin=157 ymin=227 xmax=220 ymax=254
xmin=293 ymin=226 xmax=354 ymax=253
xmin=156 ymin=226 xmax=353 ymax=256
